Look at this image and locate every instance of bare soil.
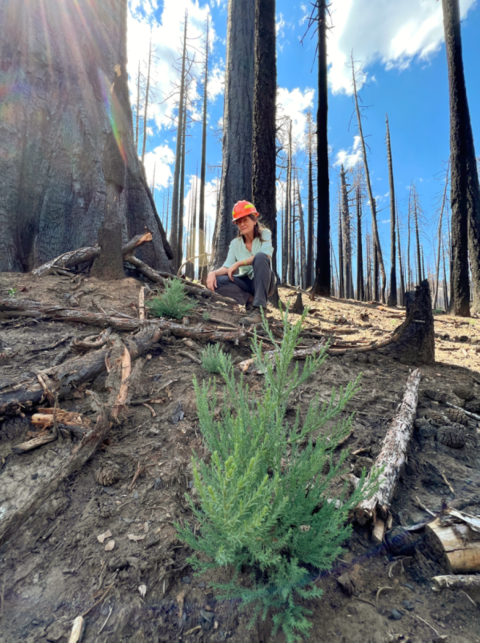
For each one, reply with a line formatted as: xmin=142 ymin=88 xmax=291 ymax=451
xmin=1 ymin=273 xmax=480 ymax=643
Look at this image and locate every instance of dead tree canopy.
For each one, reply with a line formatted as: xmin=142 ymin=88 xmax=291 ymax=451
xmin=0 ymin=0 xmax=172 ymax=274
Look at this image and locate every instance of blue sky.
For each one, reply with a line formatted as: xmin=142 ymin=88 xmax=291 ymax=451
xmin=127 ymin=0 xmax=480 ymax=276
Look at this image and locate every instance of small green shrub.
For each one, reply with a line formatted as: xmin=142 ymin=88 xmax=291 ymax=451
xmin=146 ymin=279 xmax=197 ymax=320
xmin=202 ymin=311 xmax=211 ymax=321
xmin=200 ymin=343 xmax=231 ymax=373
xmin=178 ymin=307 xmax=376 ymax=642
xmin=7 ymin=288 xmax=17 ymax=297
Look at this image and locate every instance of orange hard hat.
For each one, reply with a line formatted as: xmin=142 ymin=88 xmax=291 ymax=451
xmin=232 ymin=200 xmax=258 ymax=222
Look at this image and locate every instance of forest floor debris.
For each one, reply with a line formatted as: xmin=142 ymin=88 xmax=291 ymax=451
xmin=0 ymin=272 xmax=480 ymax=642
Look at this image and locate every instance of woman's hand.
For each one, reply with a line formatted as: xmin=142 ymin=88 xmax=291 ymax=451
xmin=227 ymin=262 xmax=241 ymax=282
xmin=206 ymin=271 xmax=217 ymax=292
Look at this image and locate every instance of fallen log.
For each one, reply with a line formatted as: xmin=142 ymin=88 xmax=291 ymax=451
xmin=31 ymin=232 xmax=153 ymax=277
xmin=432 ymin=575 xmax=480 ymax=590
xmin=0 ymin=326 xmax=161 ymax=416
xmin=0 ymin=339 xmax=130 ymax=548
xmin=0 ymin=299 xmax=247 ymax=342
xmin=425 ymin=508 xmax=480 ymax=574
xmin=353 ymin=369 xmax=422 ymax=542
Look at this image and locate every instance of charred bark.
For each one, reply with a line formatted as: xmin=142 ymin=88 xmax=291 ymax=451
xmin=211 ymin=0 xmax=255 ymax=270
xmin=442 ymin=0 xmax=480 ymax=315
xmin=386 ymin=116 xmax=397 ymax=306
xmin=312 ymin=0 xmax=331 ymax=296
xmin=252 ymin=0 xmax=277 ymax=276
xmin=0 ymin=0 xmax=171 ymax=273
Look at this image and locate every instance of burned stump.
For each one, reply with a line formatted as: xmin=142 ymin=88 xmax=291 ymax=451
xmin=382 ymin=280 xmax=435 ymax=365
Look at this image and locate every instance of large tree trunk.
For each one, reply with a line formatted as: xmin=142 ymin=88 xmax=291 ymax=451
xmin=442 ymin=0 xmax=480 ymax=315
xmin=252 ymin=0 xmax=277 ymax=272
xmin=0 ymin=0 xmax=171 ymax=273
xmin=198 ymin=19 xmax=209 ymax=285
xmin=312 ymin=0 xmax=331 ymax=296
xmin=386 ymin=116 xmax=397 ymax=307
xmin=211 ymin=0 xmax=255 ymax=270
xmin=306 ymin=113 xmax=315 ymax=289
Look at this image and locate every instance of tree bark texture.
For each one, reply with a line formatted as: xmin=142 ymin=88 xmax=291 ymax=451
xmin=306 ymin=134 xmax=315 ymax=289
xmin=353 ymin=368 xmax=422 ymax=542
xmin=252 ymin=0 xmax=277 ymax=274
xmin=442 ymin=0 xmax=480 ymax=315
xmin=211 ymin=0 xmax=255 ymax=270
xmin=198 ymin=19 xmax=209 ymax=285
xmin=0 ymin=0 xmax=172 ymax=274
xmin=386 ymin=116 xmax=397 ymax=306
xmin=382 ymin=280 xmax=435 ymax=365
xmin=312 ymin=0 xmax=331 ymax=296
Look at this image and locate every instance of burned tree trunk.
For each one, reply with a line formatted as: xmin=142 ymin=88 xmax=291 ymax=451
xmin=252 ymin=0 xmax=277 ymax=278
xmin=211 ymin=0 xmax=255 ymax=270
xmin=442 ymin=0 xmax=480 ymax=315
xmin=0 ymin=0 xmax=171 ymax=273
xmin=386 ymin=116 xmax=397 ymax=306
xmin=312 ymin=0 xmax=331 ymax=296
xmin=356 ymin=183 xmax=364 ymax=301
xmin=382 ymin=280 xmax=435 ymax=365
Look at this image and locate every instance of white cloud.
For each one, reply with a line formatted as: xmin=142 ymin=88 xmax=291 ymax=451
xmin=144 ymin=143 xmax=176 ymax=189
xmin=327 ymin=0 xmax=478 ymax=94
xmin=208 ymin=64 xmax=225 ymax=101
xmin=127 ymin=0 xmax=216 ymax=135
xmin=334 ymin=135 xmax=362 ymax=169
xmin=277 ymin=87 xmax=315 ymax=146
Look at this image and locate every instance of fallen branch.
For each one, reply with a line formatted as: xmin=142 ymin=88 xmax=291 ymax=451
xmin=0 ymin=339 xmax=132 ymax=548
xmin=32 ymin=232 xmax=153 ymax=278
xmin=353 ymin=369 xmax=422 ymax=542
xmin=0 ymin=326 xmax=162 ymax=416
xmin=432 ymin=575 xmax=480 ymax=590
xmin=11 ymin=433 xmax=57 ymax=454
xmin=111 ymin=345 xmax=132 ymax=422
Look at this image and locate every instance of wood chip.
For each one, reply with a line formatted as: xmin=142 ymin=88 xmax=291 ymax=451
xmin=127 ymin=534 xmax=146 ymax=542
xmin=104 ymin=540 xmax=115 ymax=551
xmin=97 ymin=530 xmax=112 ymax=544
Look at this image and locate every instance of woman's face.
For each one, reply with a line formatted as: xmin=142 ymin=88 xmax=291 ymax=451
xmin=236 ymin=215 xmax=256 ymax=236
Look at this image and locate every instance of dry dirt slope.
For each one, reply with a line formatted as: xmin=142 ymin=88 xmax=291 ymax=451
xmin=0 ymin=273 xmax=479 ymax=643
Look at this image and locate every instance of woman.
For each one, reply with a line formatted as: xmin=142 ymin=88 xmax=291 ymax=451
xmin=206 ymin=200 xmax=276 ymax=325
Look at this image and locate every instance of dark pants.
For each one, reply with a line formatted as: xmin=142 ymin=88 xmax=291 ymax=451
xmin=215 ymin=253 xmax=276 ymax=308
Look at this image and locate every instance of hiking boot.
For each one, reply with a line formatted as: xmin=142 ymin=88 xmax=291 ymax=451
xmin=245 ymin=300 xmax=254 ymax=313
xmin=239 ymin=306 xmax=265 ymax=326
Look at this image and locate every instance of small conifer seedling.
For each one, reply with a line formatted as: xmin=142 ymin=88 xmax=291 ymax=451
xmin=178 ymin=307 xmax=377 ymax=642
xmin=146 ymin=279 xmax=197 ymax=320
xmin=200 ymin=344 xmax=231 ymax=374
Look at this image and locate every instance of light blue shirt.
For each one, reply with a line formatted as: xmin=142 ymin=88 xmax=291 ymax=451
xmin=223 ymin=229 xmax=273 ymax=279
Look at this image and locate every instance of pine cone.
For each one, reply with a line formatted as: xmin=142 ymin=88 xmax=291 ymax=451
xmin=414 ymin=419 xmax=437 ymax=438
xmin=423 ymin=389 xmax=447 ymax=404
xmin=437 ymin=426 xmax=466 ymax=449
xmin=445 ymin=408 xmax=469 ymax=427
xmin=385 ymin=527 xmax=416 ymax=556
xmin=465 ymin=400 xmax=480 ymax=414
xmin=94 ymin=465 xmax=120 ymax=486
xmin=452 ymin=384 xmax=474 ymax=401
